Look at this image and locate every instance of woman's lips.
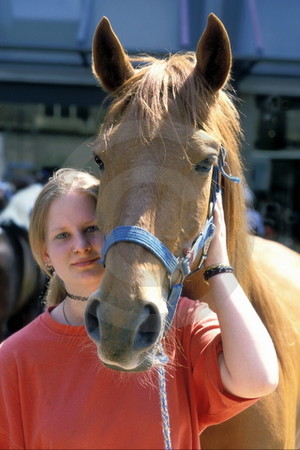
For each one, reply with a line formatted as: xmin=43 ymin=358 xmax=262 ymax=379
xmin=72 ymin=257 xmax=100 ymax=267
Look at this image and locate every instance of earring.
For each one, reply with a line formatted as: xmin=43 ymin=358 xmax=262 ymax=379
xmin=45 ymin=262 xmax=54 ymax=275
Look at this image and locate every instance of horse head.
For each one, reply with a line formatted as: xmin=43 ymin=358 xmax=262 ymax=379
xmin=85 ymin=14 xmax=245 ymax=372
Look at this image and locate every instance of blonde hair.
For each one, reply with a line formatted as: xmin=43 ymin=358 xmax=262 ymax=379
xmin=29 ymin=168 xmax=100 ymax=307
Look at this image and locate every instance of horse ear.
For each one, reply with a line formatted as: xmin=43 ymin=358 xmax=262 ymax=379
xmin=195 ymin=13 xmax=232 ymax=91
xmin=92 ymin=17 xmax=135 ymax=92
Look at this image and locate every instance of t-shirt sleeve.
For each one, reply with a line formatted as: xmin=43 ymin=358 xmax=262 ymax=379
xmin=179 ymin=298 xmax=259 ymax=433
xmin=0 ymin=340 xmax=25 ymax=449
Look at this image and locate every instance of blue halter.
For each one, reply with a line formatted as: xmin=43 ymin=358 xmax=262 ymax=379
xmin=100 ymin=146 xmax=240 ymax=335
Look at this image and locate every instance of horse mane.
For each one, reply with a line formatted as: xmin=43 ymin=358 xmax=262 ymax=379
xmin=98 ymin=51 xmax=291 ymax=375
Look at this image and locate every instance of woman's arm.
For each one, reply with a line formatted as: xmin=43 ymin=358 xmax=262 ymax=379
xmin=205 ymin=193 xmax=279 ymax=399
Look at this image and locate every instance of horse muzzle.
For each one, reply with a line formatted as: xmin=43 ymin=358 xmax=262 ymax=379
xmin=84 ymin=292 xmax=164 ymax=372
xmin=83 ymin=222 xmax=216 ymax=371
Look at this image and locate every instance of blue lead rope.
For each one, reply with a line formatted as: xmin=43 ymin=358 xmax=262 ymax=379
xmin=157 ymin=363 xmax=172 ymax=450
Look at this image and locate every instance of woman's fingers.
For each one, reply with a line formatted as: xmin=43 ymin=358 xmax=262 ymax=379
xmin=205 ymin=192 xmax=230 ymax=267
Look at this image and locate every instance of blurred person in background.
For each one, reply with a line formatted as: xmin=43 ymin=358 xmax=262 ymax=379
xmin=0 ymin=167 xmax=55 ymax=230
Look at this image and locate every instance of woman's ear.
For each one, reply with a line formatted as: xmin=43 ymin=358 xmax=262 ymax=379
xmin=42 ymin=248 xmax=52 ymax=266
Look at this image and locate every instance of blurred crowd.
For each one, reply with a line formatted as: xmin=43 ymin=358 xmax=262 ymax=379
xmin=244 ymin=185 xmax=300 ymax=252
xmin=0 ymin=166 xmax=56 ymax=230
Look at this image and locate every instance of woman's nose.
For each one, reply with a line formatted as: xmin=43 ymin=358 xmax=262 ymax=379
xmin=72 ymin=233 xmax=91 ymax=254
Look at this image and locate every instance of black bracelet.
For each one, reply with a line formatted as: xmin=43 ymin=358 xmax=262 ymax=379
xmin=203 ymin=264 xmax=234 ymax=282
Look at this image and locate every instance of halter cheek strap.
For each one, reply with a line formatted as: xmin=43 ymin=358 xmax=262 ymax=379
xmin=181 ymin=145 xmax=240 ymax=274
xmin=100 ymin=146 xmax=240 ymax=336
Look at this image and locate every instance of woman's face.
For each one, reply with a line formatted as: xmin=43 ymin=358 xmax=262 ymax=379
xmin=43 ymin=190 xmax=104 ymax=295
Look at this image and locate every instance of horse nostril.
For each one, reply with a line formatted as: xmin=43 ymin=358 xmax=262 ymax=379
xmin=85 ymin=298 xmax=101 ymax=343
xmin=134 ymin=304 xmax=161 ymax=350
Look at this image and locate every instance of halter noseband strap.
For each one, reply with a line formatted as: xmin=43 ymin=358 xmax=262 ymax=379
xmin=100 ymin=146 xmax=240 ymax=335
xmin=101 ymin=226 xmax=179 ymax=276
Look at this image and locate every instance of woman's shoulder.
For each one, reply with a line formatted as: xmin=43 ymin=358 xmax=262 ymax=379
xmin=175 ymin=296 xmax=217 ymax=328
xmin=0 ymin=312 xmax=47 ymax=359
xmin=0 ymin=307 xmax=87 ymax=363
xmin=169 ymin=297 xmax=221 ymax=369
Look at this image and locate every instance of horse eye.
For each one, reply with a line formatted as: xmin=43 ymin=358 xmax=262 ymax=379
xmin=195 ymin=158 xmax=214 ymax=173
xmin=94 ymin=155 xmax=104 ymax=171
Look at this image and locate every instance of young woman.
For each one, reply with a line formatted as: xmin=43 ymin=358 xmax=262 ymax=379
xmin=29 ymin=168 xmax=105 ymax=324
xmin=0 ymin=168 xmax=278 ymax=449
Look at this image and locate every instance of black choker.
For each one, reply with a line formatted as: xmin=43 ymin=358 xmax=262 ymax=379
xmin=65 ymin=290 xmax=89 ymax=302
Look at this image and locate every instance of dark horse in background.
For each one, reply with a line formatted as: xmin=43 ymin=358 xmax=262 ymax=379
xmin=0 ymin=221 xmax=45 ymax=341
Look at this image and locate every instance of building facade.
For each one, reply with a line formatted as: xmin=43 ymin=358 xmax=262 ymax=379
xmin=0 ymin=0 xmax=299 ymax=248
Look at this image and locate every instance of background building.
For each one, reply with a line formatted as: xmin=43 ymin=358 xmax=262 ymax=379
xmin=0 ymin=0 xmax=299 ymax=249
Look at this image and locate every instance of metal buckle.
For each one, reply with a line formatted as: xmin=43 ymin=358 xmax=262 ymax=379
xmin=197 ymin=222 xmax=215 ymax=270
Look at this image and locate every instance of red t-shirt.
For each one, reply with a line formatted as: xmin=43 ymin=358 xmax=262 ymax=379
xmin=0 ymin=297 xmax=258 ymax=449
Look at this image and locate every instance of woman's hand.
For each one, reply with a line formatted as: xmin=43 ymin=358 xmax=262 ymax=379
xmin=205 ymin=192 xmax=230 ymax=268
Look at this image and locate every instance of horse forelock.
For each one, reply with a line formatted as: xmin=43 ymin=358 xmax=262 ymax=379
xmin=101 ymin=52 xmax=240 ymax=145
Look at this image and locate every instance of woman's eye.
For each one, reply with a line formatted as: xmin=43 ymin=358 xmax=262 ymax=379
xmin=94 ymin=155 xmax=104 ymax=171
xmin=86 ymin=225 xmax=99 ymax=233
xmin=56 ymin=232 xmax=69 ymax=240
xmin=195 ymin=158 xmax=215 ymax=173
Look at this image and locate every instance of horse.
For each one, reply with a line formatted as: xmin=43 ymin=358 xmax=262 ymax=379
xmin=0 ymin=221 xmax=45 ymax=341
xmin=0 ymin=182 xmax=43 ymax=230
xmin=84 ymin=13 xmax=300 ymax=449
xmin=0 ymin=182 xmax=47 ymax=340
